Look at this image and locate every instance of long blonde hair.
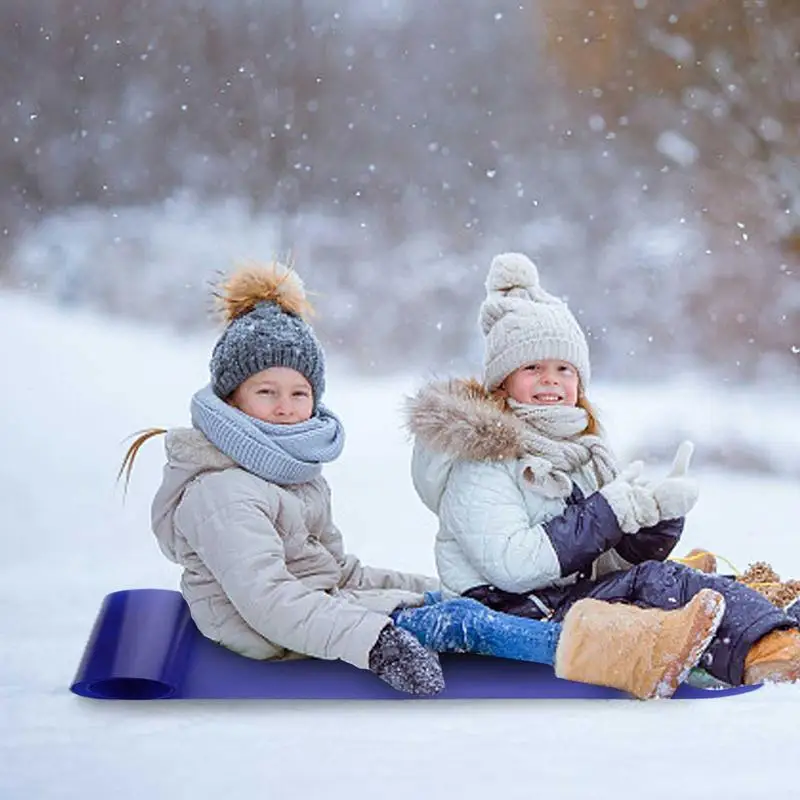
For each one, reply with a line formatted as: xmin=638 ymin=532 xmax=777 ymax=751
xmin=577 ymin=392 xmax=601 ymax=436
xmin=117 ymin=428 xmax=167 ymax=493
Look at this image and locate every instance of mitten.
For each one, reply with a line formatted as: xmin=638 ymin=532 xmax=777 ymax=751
xmin=599 ymin=461 xmax=660 ymax=534
xmin=368 ymin=624 xmax=445 ymax=696
xmin=651 ymin=441 xmax=699 ymax=520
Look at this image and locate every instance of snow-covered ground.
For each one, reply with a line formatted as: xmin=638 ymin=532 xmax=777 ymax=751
xmin=1 ymin=291 xmax=798 ymax=800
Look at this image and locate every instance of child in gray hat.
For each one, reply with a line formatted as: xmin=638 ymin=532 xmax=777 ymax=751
xmin=122 ymin=260 xmax=729 ymax=699
xmin=123 ymin=261 xmax=449 ymax=695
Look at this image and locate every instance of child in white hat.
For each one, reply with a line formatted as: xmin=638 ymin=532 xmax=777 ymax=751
xmin=407 ymin=252 xmax=800 ymax=689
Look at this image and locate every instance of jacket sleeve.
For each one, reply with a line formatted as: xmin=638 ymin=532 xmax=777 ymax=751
xmin=609 ymin=517 xmax=684 ymax=565
xmin=337 ymin=550 xmax=440 ymax=594
xmin=542 ymin=492 xmax=627 ymax=577
xmin=180 ymin=498 xmax=389 ymax=669
xmin=440 ymin=461 xmax=625 ymax=593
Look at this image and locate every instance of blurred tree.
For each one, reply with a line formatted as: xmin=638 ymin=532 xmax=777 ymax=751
xmin=541 ymin=0 xmax=800 ymax=377
xmin=0 ymin=0 xmax=796 ymax=380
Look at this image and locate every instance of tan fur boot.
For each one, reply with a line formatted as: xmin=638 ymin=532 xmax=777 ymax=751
xmin=555 ymin=589 xmax=726 ymax=699
xmin=743 ymin=629 xmax=800 ymax=685
xmin=674 ymin=548 xmax=717 ymax=574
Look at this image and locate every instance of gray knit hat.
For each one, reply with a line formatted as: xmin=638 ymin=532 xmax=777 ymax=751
xmin=479 ymin=252 xmax=590 ymax=391
xmin=209 ymin=262 xmax=325 ymax=406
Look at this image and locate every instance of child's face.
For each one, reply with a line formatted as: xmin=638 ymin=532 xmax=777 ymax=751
xmin=503 ymin=359 xmax=579 ymax=407
xmin=229 ymin=367 xmax=314 ymax=424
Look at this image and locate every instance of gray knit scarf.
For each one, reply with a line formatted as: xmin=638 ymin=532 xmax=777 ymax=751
xmin=507 ymin=400 xmax=618 ymax=498
xmin=190 ymin=384 xmax=345 ymax=485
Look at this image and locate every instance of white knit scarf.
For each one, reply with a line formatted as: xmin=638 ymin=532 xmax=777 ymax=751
xmin=507 ymin=400 xmax=618 ymax=498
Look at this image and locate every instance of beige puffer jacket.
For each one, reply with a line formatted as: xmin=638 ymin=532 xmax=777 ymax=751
xmin=151 ymin=428 xmax=437 ymax=669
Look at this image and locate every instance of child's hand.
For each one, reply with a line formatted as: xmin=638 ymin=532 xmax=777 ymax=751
xmin=599 ymin=461 xmax=660 ymax=534
xmin=618 ymin=460 xmax=645 ymax=484
xmin=651 ymin=441 xmax=699 ymax=521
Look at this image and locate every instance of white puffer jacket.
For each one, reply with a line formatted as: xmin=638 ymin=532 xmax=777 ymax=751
xmin=406 ymin=379 xmax=634 ymax=598
xmin=151 ymin=428 xmax=437 ymax=669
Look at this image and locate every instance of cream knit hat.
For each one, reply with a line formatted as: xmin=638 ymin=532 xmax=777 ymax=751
xmin=480 ymin=252 xmax=590 ymax=390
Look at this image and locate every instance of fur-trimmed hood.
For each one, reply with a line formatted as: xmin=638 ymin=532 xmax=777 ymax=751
xmin=405 ymin=378 xmax=531 ymax=514
xmin=405 ymin=378 xmax=531 ymax=462
xmin=165 ymin=427 xmax=236 ymax=472
xmin=405 ymin=378 xmax=612 ymax=514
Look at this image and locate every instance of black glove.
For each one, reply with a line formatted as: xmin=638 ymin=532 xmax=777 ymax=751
xmin=368 ymin=624 xmax=445 ymax=696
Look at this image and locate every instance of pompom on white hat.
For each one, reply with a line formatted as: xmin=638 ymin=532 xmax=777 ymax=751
xmin=479 ymin=252 xmax=590 ymax=391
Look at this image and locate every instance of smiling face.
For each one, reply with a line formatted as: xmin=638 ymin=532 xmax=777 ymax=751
xmin=228 ymin=367 xmax=314 ymax=424
xmin=502 ymin=359 xmax=580 ymax=407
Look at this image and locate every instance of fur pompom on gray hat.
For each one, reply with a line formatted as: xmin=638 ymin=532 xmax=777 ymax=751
xmin=209 ymin=262 xmax=325 ymax=406
xmin=479 ymin=252 xmax=591 ymax=391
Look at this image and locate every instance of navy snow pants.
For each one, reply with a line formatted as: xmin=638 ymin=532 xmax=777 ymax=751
xmin=468 ymin=560 xmax=798 ymax=686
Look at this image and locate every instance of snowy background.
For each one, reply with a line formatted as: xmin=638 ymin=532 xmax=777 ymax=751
xmin=2 ymin=0 xmax=799 ymax=382
xmin=1 ymin=293 xmax=799 ymax=800
xmin=1 ymin=1 xmax=800 ymax=797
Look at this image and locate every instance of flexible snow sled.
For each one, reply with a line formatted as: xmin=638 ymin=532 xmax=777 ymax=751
xmin=70 ymin=589 xmax=762 ymax=701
